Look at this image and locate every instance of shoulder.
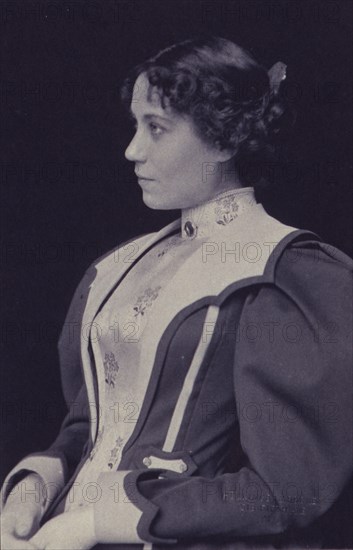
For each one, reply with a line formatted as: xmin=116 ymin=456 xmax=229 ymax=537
xmin=62 ymin=232 xmax=155 ymax=313
xmin=231 ymin=236 xmax=353 ymax=353
xmin=273 ymin=236 xmax=353 ymax=306
xmin=224 ymin=234 xmax=352 ymax=336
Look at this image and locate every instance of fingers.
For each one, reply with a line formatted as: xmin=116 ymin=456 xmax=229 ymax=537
xmin=29 ymin=509 xmax=96 ymax=550
xmin=1 ymin=532 xmax=39 ymax=550
xmin=30 ymin=520 xmax=73 ymax=550
xmin=1 ymin=501 xmax=42 ymax=539
xmin=16 ymin=505 xmax=41 ymax=538
xmin=30 ymin=531 xmax=54 ymax=550
xmin=30 ymin=521 xmax=53 ymax=549
xmin=15 ymin=516 xmax=39 ymax=538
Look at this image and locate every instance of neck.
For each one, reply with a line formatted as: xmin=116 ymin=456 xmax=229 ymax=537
xmin=211 ymin=158 xmax=244 ymax=194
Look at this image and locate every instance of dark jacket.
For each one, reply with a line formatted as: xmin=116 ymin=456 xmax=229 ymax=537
xmin=2 ymin=205 xmax=352 ymax=549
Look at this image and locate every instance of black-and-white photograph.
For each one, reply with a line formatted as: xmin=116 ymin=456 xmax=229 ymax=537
xmin=1 ymin=1 xmax=352 ymax=549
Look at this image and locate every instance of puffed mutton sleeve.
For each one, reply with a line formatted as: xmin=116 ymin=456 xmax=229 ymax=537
xmin=92 ymin=240 xmax=353 ymax=545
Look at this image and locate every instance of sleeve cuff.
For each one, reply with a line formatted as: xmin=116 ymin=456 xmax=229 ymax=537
xmin=94 ymin=469 xmax=177 ymax=545
xmin=0 ymin=452 xmax=67 ymax=513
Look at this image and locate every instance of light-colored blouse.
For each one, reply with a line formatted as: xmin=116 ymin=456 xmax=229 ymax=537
xmin=64 ymin=186 xmax=257 ymax=510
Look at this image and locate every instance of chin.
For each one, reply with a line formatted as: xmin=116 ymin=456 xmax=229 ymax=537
xmin=142 ymin=191 xmax=178 ymax=211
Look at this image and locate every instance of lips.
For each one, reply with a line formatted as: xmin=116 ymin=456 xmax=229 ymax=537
xmin=134 ymin=170 xmax=153 ymax=181
xmin=136 ymin=175 xmax=154 ymax=180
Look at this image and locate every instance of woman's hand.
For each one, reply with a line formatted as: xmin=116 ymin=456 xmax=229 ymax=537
xmin=0 ymin=530 xmax=39 ymax=550
xmin=30 ymin=506 xmax=97 ymax=550
xmin=0 ymin=473 xmax=44 ymax=549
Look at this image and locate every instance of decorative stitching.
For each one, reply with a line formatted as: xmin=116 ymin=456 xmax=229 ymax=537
xmin=157 ymin=236 xmax=184 ymax=257
xmin=133 ymin=286 xmax=162 ymax=317
xmin=104 ymin=352 xmax=119 ymax=388
xmin=214 ymin=195 xmax=240 ymax=225
xmin=107 ymin=436 xmax=124 ymax=469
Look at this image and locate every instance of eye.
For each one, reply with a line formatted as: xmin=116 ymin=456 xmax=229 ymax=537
xmin=149 ymin=122 xmax=164 ymax=136
xmin=129 ymin=117 xmax=164 ymax=136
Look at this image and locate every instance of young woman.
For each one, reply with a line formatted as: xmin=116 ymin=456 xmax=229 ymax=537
xmin=1 ymin=35 xmax=352 ymax=550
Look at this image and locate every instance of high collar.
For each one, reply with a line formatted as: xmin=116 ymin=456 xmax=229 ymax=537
xmin=180 ymin=187 xmax=257 ymax=239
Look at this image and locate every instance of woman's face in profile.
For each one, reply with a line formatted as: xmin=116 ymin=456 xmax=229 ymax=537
xmin=125 ymin=72 xmax=234 ymax=210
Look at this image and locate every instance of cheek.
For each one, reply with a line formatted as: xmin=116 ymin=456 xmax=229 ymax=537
xmin=158 ymin=142 xmax=201 ymax=180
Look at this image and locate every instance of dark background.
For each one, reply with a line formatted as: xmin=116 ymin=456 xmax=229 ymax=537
xmin=1 ymin=0 xmax=352 ymax=543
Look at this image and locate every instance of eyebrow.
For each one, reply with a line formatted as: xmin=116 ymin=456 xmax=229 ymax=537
xmin=129 ymin=109 xmax=174 ymax=124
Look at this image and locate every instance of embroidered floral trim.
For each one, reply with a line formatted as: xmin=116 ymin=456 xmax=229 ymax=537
xmin=108 ymin=436 xmax=124 ymax=469
xmin=214 ymin=195 xmax=240 ymax=225
xmin=133 ymin=286 xmax=161 ymax=317
xmin=157 ymin=236 xmax=184 ymax=258
xmin=89 ymin=425 xmax=105 ymax=461
xmin=104 ymin=351 xmax=119 ymax=388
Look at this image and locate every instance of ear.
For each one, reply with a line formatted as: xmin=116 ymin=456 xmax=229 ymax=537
xmin=213 ymin=141 xmax=236 ymax=162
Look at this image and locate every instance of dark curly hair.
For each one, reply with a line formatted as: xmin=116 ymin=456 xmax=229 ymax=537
xmin=120 ymin=34 xmax=295 ymax=185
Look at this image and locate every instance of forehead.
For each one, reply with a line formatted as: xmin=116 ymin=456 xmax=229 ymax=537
xmin=130 ymin=72 xmax=175 ymax=118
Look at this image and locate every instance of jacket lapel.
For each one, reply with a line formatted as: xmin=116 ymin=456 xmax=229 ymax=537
xmin=80 ymin=219 xmax=180 ymax=441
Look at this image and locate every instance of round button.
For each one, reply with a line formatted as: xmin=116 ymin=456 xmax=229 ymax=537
xmin=142 ymin=456 xmax=152 ymax=467
xmin=184 ymin=221 xmax=196 ymax=238
xmin=179 ymin=462 xmax=188 ymax=473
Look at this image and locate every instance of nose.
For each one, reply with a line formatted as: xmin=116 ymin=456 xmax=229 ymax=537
xmin=124 ymin=130 xmax=147 ymax=163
